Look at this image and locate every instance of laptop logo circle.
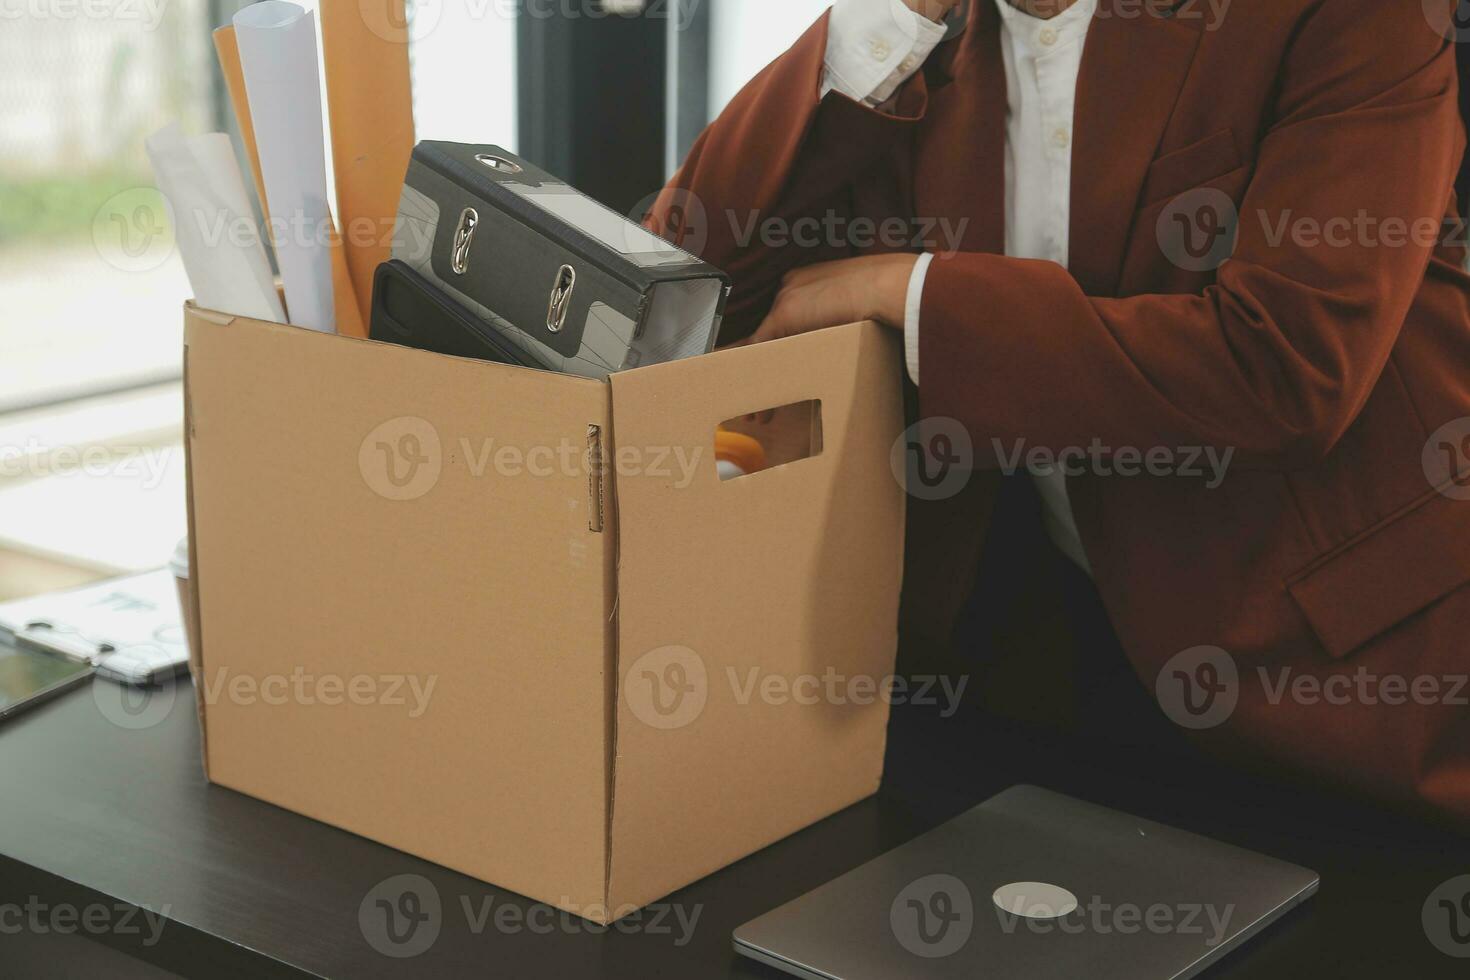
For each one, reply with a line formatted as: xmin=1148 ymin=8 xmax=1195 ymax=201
xmin=992 ymin=881 xmax=1080 ymax=921
xmin=891 ymin=874 xmax=974 ymax=958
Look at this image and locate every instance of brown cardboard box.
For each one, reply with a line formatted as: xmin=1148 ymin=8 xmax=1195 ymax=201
xmin=181 ymin=303 xmax=906 ymax=923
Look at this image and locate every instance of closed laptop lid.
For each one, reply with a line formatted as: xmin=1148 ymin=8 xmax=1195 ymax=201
xmin=733 ymin=785 xmax=1319 ymax=980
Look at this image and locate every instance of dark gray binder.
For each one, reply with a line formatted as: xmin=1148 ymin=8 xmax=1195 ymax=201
xmin=390 ymin=142 xmax=730 ymax=379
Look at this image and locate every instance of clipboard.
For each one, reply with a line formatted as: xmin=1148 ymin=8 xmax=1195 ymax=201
xmin=0 ymin=570 xmax=190 ymax=687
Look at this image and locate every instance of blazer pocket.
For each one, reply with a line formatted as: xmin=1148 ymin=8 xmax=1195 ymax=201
xmin=1287 ymin=485 xmax=1470 ymax=660
xmin=1139 ymin=129 xmax=1243 ymax=208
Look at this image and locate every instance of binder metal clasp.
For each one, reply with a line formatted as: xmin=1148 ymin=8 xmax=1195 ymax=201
xmin=475 ymin=153 xmax=524 ymax=175
xmin=451 ymin=207 xmax=479 ymax=275
xmin=547 ymin=264 xmax=576 ymax=333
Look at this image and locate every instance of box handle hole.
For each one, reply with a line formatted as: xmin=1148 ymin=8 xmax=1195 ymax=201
xmin=716 ymin=400 xmax=822 ymax=482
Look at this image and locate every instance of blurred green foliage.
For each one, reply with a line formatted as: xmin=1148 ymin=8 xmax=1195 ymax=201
xmin=0 ymin=171 xmax=153 ymax=247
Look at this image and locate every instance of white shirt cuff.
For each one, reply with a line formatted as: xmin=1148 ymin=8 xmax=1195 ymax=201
xmin=822 ymin=0 xmax=948 ymax=105
xmin=904 ymin=252 xmax=932 ymax=385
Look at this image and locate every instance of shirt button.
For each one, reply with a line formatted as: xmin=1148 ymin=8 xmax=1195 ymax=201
xmin=1052 ymin=127 xmax=1071 ymax=148
xmin=869 ymin=38 xmax=891 ymax=61
xmin=899 ymin=55 xmax=917 ymax=73
xmin=1039 ymin=27 xmax=1059 ymax=45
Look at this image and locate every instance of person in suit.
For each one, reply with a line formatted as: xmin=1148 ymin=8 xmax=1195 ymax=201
xmin=651 ymin=0 xmax=1470 ymax=825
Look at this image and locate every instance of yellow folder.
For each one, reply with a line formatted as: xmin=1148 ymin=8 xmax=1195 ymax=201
xmin=319 ymin=1 xmax=416 ymax=334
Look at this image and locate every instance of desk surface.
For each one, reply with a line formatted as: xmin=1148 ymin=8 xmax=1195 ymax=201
xmin=0 ymin=679 xmax=1465 ymax=979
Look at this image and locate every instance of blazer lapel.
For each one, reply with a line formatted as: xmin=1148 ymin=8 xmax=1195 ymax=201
xmin=914 ymin=0 xmax=1007 ymax=256
xmin=1069 ymin=3 xmax=1205 ymax=297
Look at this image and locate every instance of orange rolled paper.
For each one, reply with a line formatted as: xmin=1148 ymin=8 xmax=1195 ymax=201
xmin=320 ymin=0 xmax=416 ymax=330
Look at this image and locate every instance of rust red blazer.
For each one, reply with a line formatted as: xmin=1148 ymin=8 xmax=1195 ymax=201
xmin=652 ymin=0 xmax=1470 ymax=825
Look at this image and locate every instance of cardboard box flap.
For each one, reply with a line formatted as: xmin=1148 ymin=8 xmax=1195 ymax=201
xmin=604 ymin=323 xmax=906 ymax=911
xmin=185 ymin=308 xmax=616 ymax=911
xmin=181 ymin=321 xmax=210 ymax=779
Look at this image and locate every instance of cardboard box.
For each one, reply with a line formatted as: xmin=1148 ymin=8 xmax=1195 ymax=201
xmin=182 ymin=304 xmax=906 ymax=923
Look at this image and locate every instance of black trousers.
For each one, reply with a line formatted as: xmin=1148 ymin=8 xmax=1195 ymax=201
xmin=944 ymin=475 xmax=1193 ymax=758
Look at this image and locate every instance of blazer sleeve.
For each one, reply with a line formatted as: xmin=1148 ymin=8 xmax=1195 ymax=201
xmin=648 ymin=12 xmax=933 ymax=343
xmin=919 ymin=4 xmax=1465 ymax=469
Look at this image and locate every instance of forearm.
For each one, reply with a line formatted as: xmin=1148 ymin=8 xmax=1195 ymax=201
xmin=920 ymin=218 xmax=1455 ymax=470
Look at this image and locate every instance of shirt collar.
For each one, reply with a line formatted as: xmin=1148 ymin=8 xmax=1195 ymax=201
xmin=991 ymin=0 xmax=1099 ymax=50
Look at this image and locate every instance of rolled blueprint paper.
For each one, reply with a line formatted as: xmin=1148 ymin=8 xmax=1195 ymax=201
xmin=233 ymin=0 xmax=336 ymax=333
xmin=145 ymin=122 xmax=286 ymax=324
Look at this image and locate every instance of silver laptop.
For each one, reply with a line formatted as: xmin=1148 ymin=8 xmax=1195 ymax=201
xmin=734 ymin=786 xmax=1318 ymax=980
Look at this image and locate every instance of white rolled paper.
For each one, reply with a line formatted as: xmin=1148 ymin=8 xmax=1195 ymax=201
xmin=233 ymin=0 xmax=336 ymax=333
xmin=145 ymin=122 xmax=286 ymax=324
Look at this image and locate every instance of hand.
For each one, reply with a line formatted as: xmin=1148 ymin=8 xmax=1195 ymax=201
xmin=904 ymin=0 xmax=963 ymax=22
xmin=747 ymin=254 xmax=919 ymax=346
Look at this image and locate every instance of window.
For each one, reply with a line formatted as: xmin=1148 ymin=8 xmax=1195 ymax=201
xmin=706 ymin=0 xmax=832 ymax=120
xmin=0 ymin=2 xmax=217 ymax=592
xmin=0 ymin=0 xmax=520 ymax=593
xmin=0 ymin=2 xmax=213 ymax=411
xmin=665 ymin=0 xmax=832 ymax=176
xmin=409 ymin=1 xmax=518 ymax=148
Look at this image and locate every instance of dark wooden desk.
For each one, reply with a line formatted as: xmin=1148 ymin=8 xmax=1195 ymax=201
xmin=0 ymin=678 xmax=1465 ymax=978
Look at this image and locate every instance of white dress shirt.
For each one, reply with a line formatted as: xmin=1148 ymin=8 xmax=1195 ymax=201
xmin=823 ymin=0 xmax=1098 ymax=572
